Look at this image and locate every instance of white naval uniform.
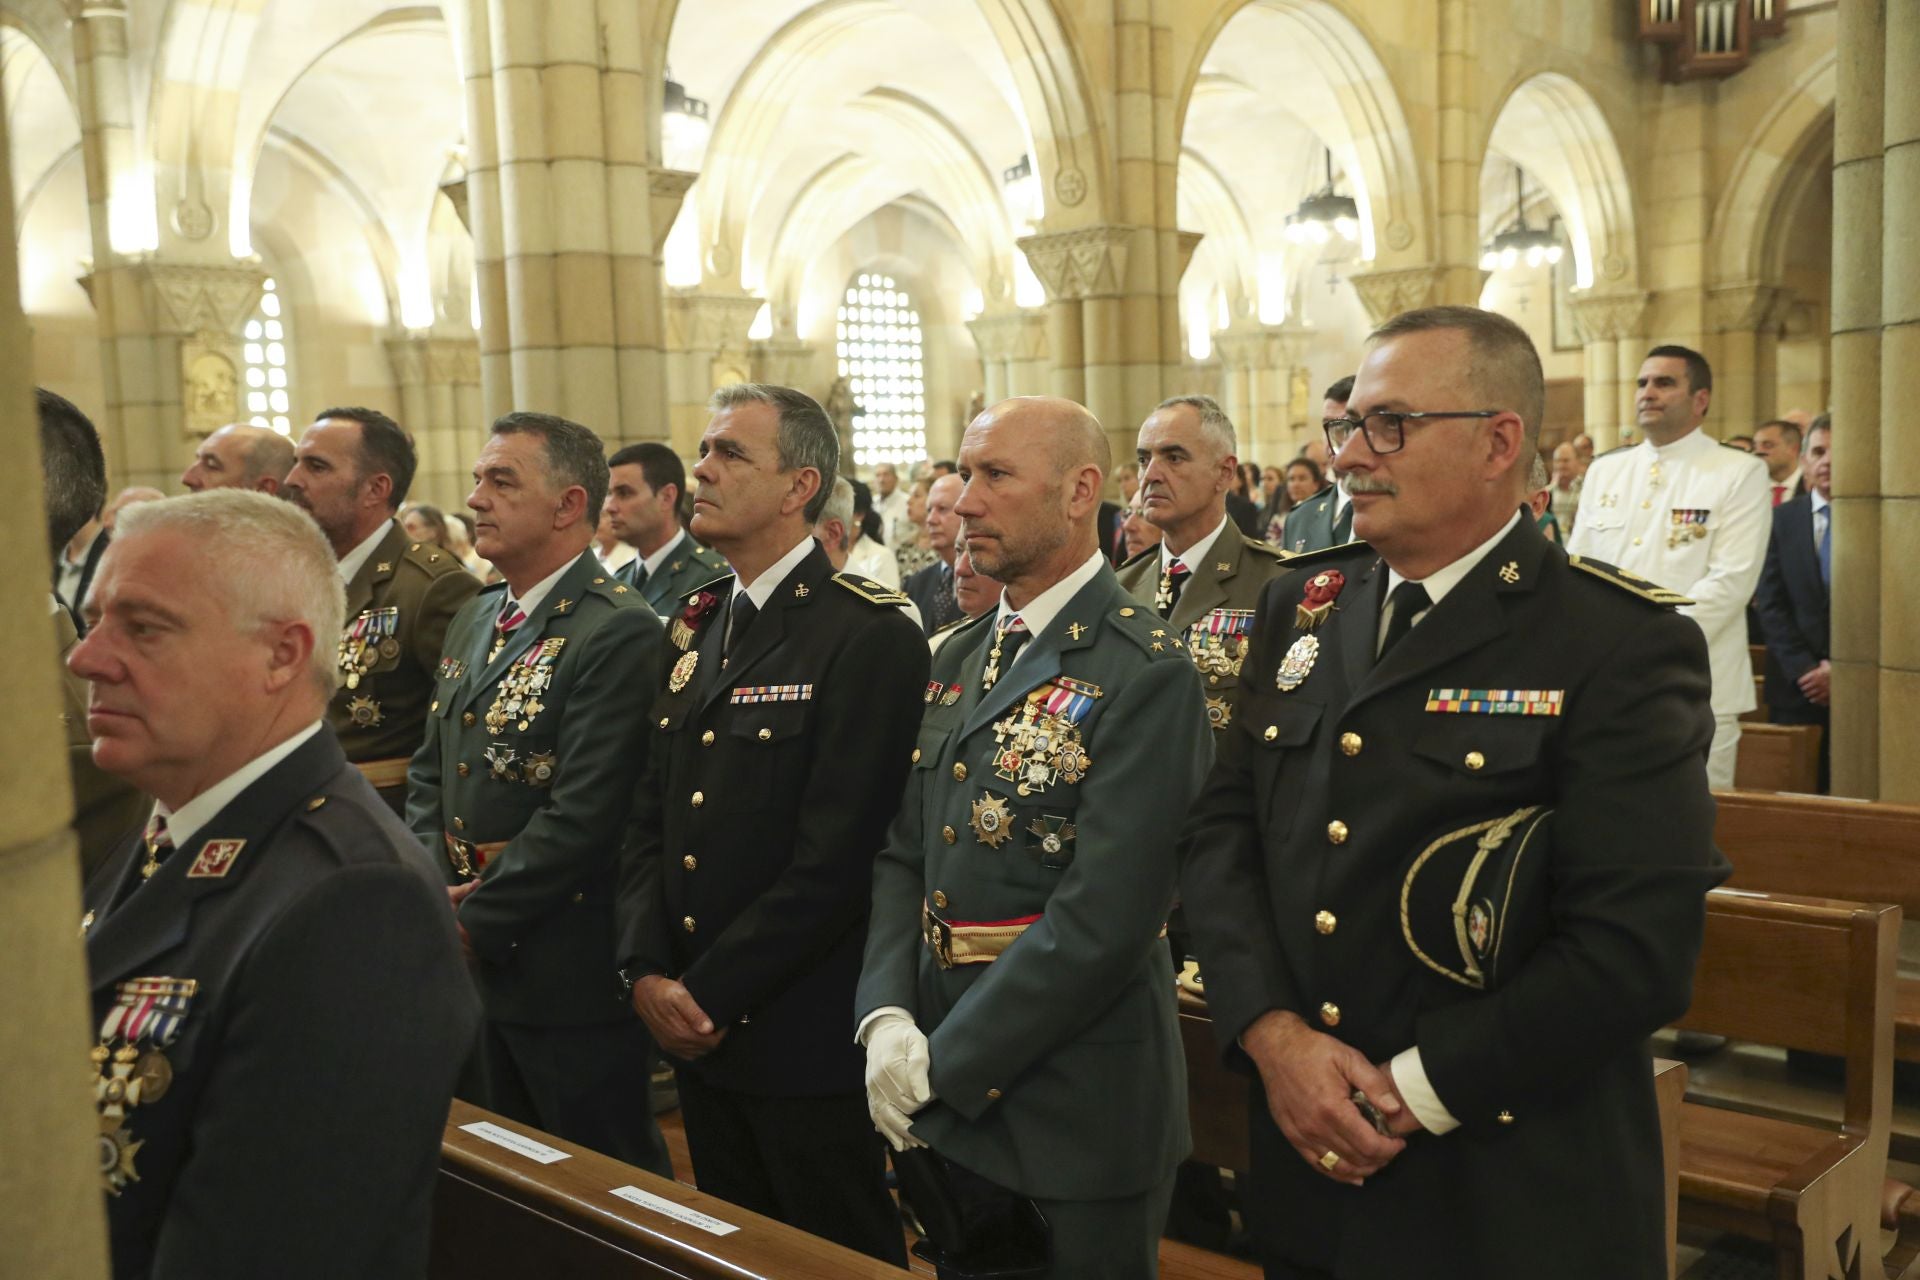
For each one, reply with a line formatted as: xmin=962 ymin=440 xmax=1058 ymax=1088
xmin=1565 ymin=427 xmax=1771 ymax=788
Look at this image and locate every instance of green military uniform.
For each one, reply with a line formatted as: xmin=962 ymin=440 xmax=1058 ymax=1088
xmin=406 ymin=548 xmax=672 ymax=1175
xmin=56 ymin=605 xmax=145 ymax=880
xmin=623 ymin=529 xmax=730 ymax=621
xmin=855 ymin=561 xmax=1212 ymax=1279
xmin=331 ymin=520 xmax=479 ymax=810
xmin=1114 ymin=519 xmax=1291 ymax=733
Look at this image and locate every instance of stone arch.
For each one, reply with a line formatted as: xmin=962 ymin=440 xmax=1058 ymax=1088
xmin=1481 ymin=71 xmax=1638 ymax=291
xmin=1709 ymin=51 xmax=1835 ymax=289
xmin=968 ymin=0 xmax=1110 ymax=228
xmin=1177 ymin=147 xmax=1259 ymax=320
xmin=1176 ymin=0 xmax=1428 ymax=267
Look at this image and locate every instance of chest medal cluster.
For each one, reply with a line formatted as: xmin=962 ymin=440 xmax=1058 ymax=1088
xmin=337 ymin=607 xmax=399 ymax=690
xmin=485 ymin=638 xmax=564 ymax=735
xmin=1279 ymin=570 xmax=1345 ymax=692
xmin=94 ymin=976 xmax=197 ymax=1194
xmin=1188 ymin=608 xmax=1255 ymax=727
xmin=1667 ymin=508 xmax=1710 ymax=549
xmin=989 ymin=677 xmax=1101 ymax=799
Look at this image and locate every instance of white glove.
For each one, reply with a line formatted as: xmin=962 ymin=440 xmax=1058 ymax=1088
xmin=863 ymin=1011 xmax=933 ymax=1152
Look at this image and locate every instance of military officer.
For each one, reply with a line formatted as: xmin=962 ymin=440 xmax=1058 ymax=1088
xmin=283 ymin=407 xmax=480 ymax=813
xmin=605 ymin=441 xmax=730 ymax=619
xmin=407 ymin=411 xmax=672 ymax=1176
xmin=72 ymin=491 xmax=475 ymax=1279
xmin=856 ymin=396 xmax=1211 ymax=1279
xmin=615 ymin=384 xmax=926 ymax=1266
xmin=179 ymin=421 xmax=295 ymax=495
xmin=1181 ymin=307 xmax=1726 ymax=1279
xmin=1564 ymin=345 xmax=1771 ymax=788
xmin=1280 ymin=376 xmax=1357 ymax=554
xmin=1117 ymin=394 xmax=1291 ymax=734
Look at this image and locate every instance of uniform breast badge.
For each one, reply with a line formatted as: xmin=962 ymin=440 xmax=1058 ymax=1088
xmin=672 ymin=591 xmax=721 ymax=651
xmin=484 ymin=743 xmax=520 ymax=782
xmin=669 ymin=650 xmax=699 ymax=693
xmin=1027 ymin=815 xmax=1077 ymax=868
xmin=337 ymin=607 xmax=400 ymax=689
xmin=346 ymin=694 xmax=384 ymax=727
xmin=524 ymin=751 xmax=557 ymax=787
xmin=94 ymin=976 xmax=196 ymax=1194
xmin=941 ymin=683 xmax=963 ymax=706
xmin=990 ymin=677 xmax=1100 ymax=797
xmin=438 ymin=657 xmax=467 ymax=681
xmin=970 ymin=793 xmax=1015 ymax=847
xmin=1667 ymin=508 xmax=1710 ymax=549
xmin=1279 ymin=570 xmax=1344 ymax=692
xmin=484 ymin=638 xmax=565 ymax=735
xmin=1276 ymin=636 xmax=1319 ymax=692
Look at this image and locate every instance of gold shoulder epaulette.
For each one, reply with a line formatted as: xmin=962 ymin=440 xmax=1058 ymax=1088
xmin=929 ymin=612 xmax=985 ymax=639
xmin=1243 ymin=534 xmax=1290 ymax=560
xmin=833 ymin=573 xmax=912 ymax=607
xmin=404 ymin=541 xmax=466 ymax=574
xmin=1568 ymin=555 xmax=1693 ymax=608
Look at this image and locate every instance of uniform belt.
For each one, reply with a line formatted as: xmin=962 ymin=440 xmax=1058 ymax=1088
xmin=922 ymin=901 xmax=1041 ymax=970
xmin=444 ymin=831 xmax=507 ymax=880
xmin=354 ymin=757 xmax=411 ymax=790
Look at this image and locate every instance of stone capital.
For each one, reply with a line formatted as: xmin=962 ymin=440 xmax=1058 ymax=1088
xmin=1212 ymin=321 xmax=1314 ymax=372
xmin=385 ymin=333 xmax=481 ymax=386
xmin=1174 ymin=230 xmax=1205 ymax=283
xmin=749 ymin=338 xmax=816 ymax=388
xmin=1347 ymin=266 xmax=1445 ymax=327
xmin=666 ymin=290 xmax=763 ymax=353
xmin=1708 ymin=282 xmax=1792 ymax=334
xmin=1016 ymin=225 xmax=1132 ymax=300
xmin=966 ymin=309 xmax=1050 ymax=362
xmin=1568 ymin=290 xmax=1652 ymax=344
xmin=649 ymin=167 xmax=698 ymax=257
xmin=124 ymin=261 xmax=268 ymax=337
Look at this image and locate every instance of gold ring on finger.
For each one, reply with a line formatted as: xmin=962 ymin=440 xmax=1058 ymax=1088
xmin=1320 ymin=1149 xmax=1341 ymax=1171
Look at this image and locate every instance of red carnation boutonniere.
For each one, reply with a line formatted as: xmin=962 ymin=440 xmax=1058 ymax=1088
xmin=670 ymin=590 xmax=721 ymax=651
xmin=1294 ymin=569 xmax=1345 ymax=633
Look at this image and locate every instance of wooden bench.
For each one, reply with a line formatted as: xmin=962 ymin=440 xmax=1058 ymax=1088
xmin=1673 ymin=888 xmax=1899 ymax=1279
xmin=1735 ymin=721 xmax=1822 ymax=792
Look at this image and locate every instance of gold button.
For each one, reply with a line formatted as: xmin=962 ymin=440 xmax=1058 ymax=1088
xmin=431 ymin=700 xmax=439 ymax=713
xmin=1464 ymin=750 xmax=1485 ymax=771
xmin=933 ymin=890 xmax=948 ymax=908
xmin=1326 ymin=820 xmax=1348 ymax=845
xmin=1632 ymin=537 xmax=1642 ymax=546
xmin=594 ymin=577 xmax=606 ymax=584
xmin=691 ymin=791 xmax=704 ymax=807
xmin=1319 ymin=1002 xmax=1341 ymax=1027
xmin=953 ymin=762 xmax=968 ymax=782
xmin=1119 ymin=607 xmax=1135 ymax=617
xmin=463 ymin=712 xmax=476 ymax=726
xmin=571 ymin=892 xmax=584 ymax=904
xmin=453 ymin=817 xmax=465 ymax=831
xmin=758 ymin=727 xmax=772 ymax=741
xmin=942 ymin=825 xmax=957 ymax=845
xmin=1208 ymin=674 xmax=1220 ymax=686
xmin=457 ymin=763 xmax=471 ymax=778
xmin=701 ymin=730 xmax=714 ymax=746
xmin=1641 ymin=500 xmax=1651 ymax=510
xmin=683 ymin=916 xmax=696 ymax=933
xmin=682 ymin=855 xmax=697 ymax=870
xmin=1264 ymin=725 xmax=1279 ymax=742
xmin=659 ymin=716 xmax=670 ymax=728
xmin=986 ymin=1087 xmax=1002 ymax=1099
xmin=1497 ymin=1110 xmax=1514 ymax=1125
xmin=1339 ymin=732 xmax=1362 ymax=756
xmin=911 ymin=748 xmax=922 ymax=763
xmin=1314 ymin=910 xmax=1337 ymax=935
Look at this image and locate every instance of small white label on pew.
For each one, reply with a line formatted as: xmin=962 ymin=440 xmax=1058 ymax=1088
xmin=609 ymin=1185 xmax=741 ymax=1236
xmin=459 ymin=1121 xmax=571 ymax=1165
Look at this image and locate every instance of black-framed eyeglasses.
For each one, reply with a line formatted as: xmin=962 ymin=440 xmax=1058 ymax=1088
xmin=1323 ymin=410 xmax=1501 ymax=456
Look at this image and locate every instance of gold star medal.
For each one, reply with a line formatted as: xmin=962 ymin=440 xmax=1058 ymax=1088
xmin=970 ymin=793 xmax=1014 ymax=847
xmin=346 ymin=694 xmax=383 ymax=727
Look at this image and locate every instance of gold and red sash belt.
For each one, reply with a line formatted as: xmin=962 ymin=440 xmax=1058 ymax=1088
xmin=922 ymin=901 xmax=1041 ymax=969
xmin=444 ymin=831 xmax=507 ymax=880
xmin=354 ymin=757 xmax=411 ymax=790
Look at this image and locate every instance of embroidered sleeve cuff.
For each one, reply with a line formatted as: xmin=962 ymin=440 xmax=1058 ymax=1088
xmin=1390 ymin=1047 xmax=1461 ymax=1135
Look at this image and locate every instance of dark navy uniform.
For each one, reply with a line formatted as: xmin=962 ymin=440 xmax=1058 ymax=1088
xmin=1181 ymin=516 xmax=1727 ymax=1279
xmin=82 ymin=729 xmax=474 ymax=1280
xmin=616 ymin=541 xmax=927 ymax=1264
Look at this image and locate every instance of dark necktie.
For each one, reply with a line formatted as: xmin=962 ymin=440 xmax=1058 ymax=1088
xmin=627 ymin=559 xmax=649 ymax=591
xmin=932 ymin=563 xmax=961 ymax=629
xmin=1332 ymin=501 xmax=1354 ymax=544
xmin=1818 ymin=509 xmax=1831 ymax=588
xmin=1377 ymin=581 xmax=1431 ymax=660
xmin=725 ymin=593 xmax=758 ymax=661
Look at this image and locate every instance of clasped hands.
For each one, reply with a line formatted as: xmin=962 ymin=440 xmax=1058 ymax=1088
xmin=1242 ymin=1009 xmax=1418 ymax=1187
xmin=863 ymin=1011 xmax=934 ymax=1152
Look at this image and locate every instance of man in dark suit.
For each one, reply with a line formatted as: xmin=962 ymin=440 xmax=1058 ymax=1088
xmin=616 ymin=384 xmax=926 ymax=1264
xmin=1754 ymin=416 xmax=1832 ymax=791
xmin=1182 ymin=307 xmax=1726 ymax=1279
xmin=1280 ymin=376 xmax=1356 ymax=554
xmin=902 ymin=472 xmax=965 ymax=633
xmin=284 ymin=408 xmax=480 ymax=812
xmin=606 ymin=441 xmax=730 ymax=619
xmin=71 ymin=489 xmax=476 ymax=1279
xmin=407 ymin=412 xmax=671 ymax=1175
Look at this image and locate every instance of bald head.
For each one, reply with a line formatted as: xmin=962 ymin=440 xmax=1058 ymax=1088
xmin=182 ymin=423 xmax=296 ymax=494
xmin=955 ymin=396 xmax=1108 ymax=606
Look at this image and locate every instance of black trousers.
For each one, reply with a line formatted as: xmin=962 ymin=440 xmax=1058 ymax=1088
xmin=477 ymin=1018 xmax=672 ymax=1178
xmin=675 ymin=1071 xmax=907 ymax=1266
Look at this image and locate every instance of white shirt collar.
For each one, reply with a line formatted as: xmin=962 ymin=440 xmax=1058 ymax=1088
xmin=1384 ymin=509 xmax=1523 ymax=611
xmin=337 ymin=519 xmax=394 ymax=585
xmin=640 ymin=528 xmax=689 ymax=580
xmin=1161 ymin=513 xmax=1231 ymax=573
xmin=732 ymin=536 xmax=815 ymax=611
xmin=1810 ymin=489 xmax=1830 ymax=516
xmin=1774 ymin=467 xmax=1802 ymax=494
xmin=1640 ymin=426 xmax=1713 ymax=459
xmin=154 ymin=721 xmax=325 ymax=850
xmin=506 ymin=555 xmax=578 ymax=618
xmin=993 ymin=549 xmax=1107 ymax=642
xmin=61 ymin=525 xmax=103 ymax=568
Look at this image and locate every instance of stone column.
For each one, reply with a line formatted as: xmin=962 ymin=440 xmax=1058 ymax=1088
xmin=1829 ymin=0 xmax=1885 ymax=798
xmin=71 ymin=1 xmax=136 ymax=265
xmin=966 ymin=309 xmax=1050 ymax=402
xmin=1708 ymin=282 xmax=1791 ymax=435
xmin=1020 ymin=225 xmax=1135 ymax=454
xmin=1431 ymin=0 xmax=1485 ymax=306
xmin=0 ymin=90 xmax=113 ymax=1280
xmin=1876 ymin=0 xmax=1919 ymax=801
xmin=1571 ymin=290 xmax=1651 ymax=451
xmin=387 ymin=334 xmax=484 ymax=510
xmin=1213 ymin=322 xmax=1311 ymax=466
xmin=663 ymin=291 xmax=761 ymax=456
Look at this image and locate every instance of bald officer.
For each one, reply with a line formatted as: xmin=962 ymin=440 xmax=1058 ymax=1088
xmin=180 ymin=422 xmax=295 ymax=495
xmin=857 ymin=396 xmax=1212 ymax=1279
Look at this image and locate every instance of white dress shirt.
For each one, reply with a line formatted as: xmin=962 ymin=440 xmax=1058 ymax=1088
xmin=637 ymin=528 xmax=691 ymax=582
xmin=846 ymin=534 xmax=902 ymax=589
xmin=1160 ymin=514 xmax=1230 ymax=574
xmin=55 ymin=526 xmax=104 ymax=612
xmin=874 ymin=487 xmax=912 ymax=546
xmin=153 ymin=721 xmax=325 ymax=851
xmin=1810 ymin=490 xmax=1830 ymax=555
xmin=337 ymin=520 xmax=393 ymax=585
xmin=504 ymin=556 xmax=577 ymax=619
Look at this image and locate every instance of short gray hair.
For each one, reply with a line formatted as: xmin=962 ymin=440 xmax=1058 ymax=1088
xmin=710 ymin=383 xmax=839 ymax=522
xmin=1156 ymin=394 xmax=1238 ymax=459
xmin=812 ymin=475 xmax=855 ymax=552
xmin=491 ymin=412 xmax=610 ymax=523
xmin=1369 ymin=306 xmax=1545 ymax=455
xmin=116 ymin=491 xmax=345 ymax=697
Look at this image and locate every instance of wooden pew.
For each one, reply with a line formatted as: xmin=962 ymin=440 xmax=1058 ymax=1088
xmin=434 ymin=1100 xmax=904 ymax=1279
xmin=1673 ymin=889 xmax=1898 ymax=1280
xmin=1734 ymin=721 xmax=1821 ymax=792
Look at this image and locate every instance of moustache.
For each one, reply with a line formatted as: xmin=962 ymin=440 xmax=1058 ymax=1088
xmin=1338 ymin=473 xmax=1398 ymax=497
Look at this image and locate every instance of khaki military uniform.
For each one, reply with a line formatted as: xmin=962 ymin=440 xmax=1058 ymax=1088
xmin=331 ymin=521 xmax=480 ymax=809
